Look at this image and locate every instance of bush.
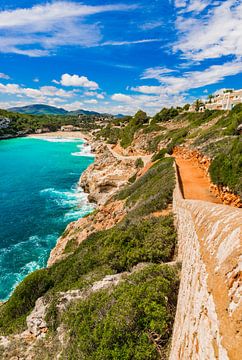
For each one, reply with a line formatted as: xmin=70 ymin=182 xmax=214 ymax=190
xmin=209 ymin=138 xmax=242 ymax=196
xmin=118 ymin=158 xmax=175 ymax=218
xmin=135 ymin=158 xmax=144 ymax=168
xmin=0 ymin=269 xmax=53 ymax=334
xmin=64 ymin=264 xmax=180 ymax=360
xmin=152 ymin=148 xmax=166 ymax=162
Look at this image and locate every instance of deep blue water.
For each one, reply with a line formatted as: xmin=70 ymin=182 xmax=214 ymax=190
xmin=0 ymin=136 xmax=94 ymax=301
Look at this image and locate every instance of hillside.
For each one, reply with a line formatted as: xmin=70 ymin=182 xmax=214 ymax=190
xmin=9 ymin=104 xmax=68 ymax=116
xmin=0 ymin=108 xmax=107 ymax=139
xmin=8 ymin=104 xmax=124 ymax=118
xmin=0 ymin=105 xmax=241 ymax=359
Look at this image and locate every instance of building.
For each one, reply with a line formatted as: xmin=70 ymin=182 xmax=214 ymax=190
xmin=205 ymin=89 xmax=242 ymax=111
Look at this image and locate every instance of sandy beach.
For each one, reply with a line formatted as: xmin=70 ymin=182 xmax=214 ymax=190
xmin=27 ymin=131 xmax=92 ymax=142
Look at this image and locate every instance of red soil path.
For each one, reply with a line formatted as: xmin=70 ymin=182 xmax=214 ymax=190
xmin=174 ymin=155 xmax=222 ymax=204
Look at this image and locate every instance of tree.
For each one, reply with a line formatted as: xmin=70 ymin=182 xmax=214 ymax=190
xmin=132 ymin=110 xmax=149 ymax=125
xmin=195 ymin=99 xmax=204 ymax=112
xmin=208 ymin=94 xmax=214 ymax=103
xmin=183 ymin=104 xmax=190 ymax=111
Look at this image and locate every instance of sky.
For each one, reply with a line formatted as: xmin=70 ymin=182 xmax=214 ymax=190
xmin=0 ymin=0 xmax=242 ymax=115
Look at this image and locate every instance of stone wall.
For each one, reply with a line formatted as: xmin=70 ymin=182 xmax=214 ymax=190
xmin=170 ymin=166 xmax=241 ymax=359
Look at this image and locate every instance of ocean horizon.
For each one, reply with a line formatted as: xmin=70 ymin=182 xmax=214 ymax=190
xmin=0 ymin=136 xmax=94 ymax=301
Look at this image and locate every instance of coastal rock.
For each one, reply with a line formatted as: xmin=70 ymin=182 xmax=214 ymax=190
xmin=48 ymin=199 xmax=125 ymax=266
xmin=79 ymin=142 xmax=136 ymax=205
xmin=26 ymin=297 xmax=49 ymax=338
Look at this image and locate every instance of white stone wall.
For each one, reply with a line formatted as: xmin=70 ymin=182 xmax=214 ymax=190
xmin=170 ymin=170 xmax=242 ymax=359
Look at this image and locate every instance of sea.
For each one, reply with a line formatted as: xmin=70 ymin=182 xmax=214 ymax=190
xmin=0 ymin=136 xmax=95 ymax=301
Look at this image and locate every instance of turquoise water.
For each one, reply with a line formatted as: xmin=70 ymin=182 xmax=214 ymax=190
xmin=0 ymin=136 xmax=94 ymax=301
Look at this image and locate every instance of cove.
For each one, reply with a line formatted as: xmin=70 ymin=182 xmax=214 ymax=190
xmin=0 ymin=136 xmax=94 ymax=301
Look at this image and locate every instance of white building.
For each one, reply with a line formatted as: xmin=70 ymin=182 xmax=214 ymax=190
xmin=206 ymin=89 xmax=242 ymax=111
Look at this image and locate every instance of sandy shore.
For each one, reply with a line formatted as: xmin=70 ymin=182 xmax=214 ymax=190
xmin=27 ymin=131 xmax=92 ymax=142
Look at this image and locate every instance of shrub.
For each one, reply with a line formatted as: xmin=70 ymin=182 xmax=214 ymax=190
xmin=151 ymin=148 xmax=166 ymax=162
xmin=64 ymin=264 xmax=180 ymax=360
xmin=0 ymin=269 xmax=53 ymax=334
xmin=135 ymin=158 xmax=144 ymax=168
xmin=209 ymin=138 xmax=242 ymax=196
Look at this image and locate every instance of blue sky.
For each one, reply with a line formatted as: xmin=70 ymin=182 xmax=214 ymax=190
xmin=0 ymin=0 xmax=242 ymax=114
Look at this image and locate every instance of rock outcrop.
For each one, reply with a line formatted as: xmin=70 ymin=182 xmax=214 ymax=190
xmin=48 ymin=140 xmax=134 ymax=266
xmin=79 ymin=141 xmax=137 ymax=205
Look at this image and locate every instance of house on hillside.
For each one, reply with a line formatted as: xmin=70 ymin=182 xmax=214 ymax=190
xmin=61 ymin=125 xmax=80 ymax=132
xmin=206 ymin=89 xmax=242 ymax=111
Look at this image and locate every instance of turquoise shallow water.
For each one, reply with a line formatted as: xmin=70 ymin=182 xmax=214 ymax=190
xmin=0 ymin=136 xmax=94 ymax=301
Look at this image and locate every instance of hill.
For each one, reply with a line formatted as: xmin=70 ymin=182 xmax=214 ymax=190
xmin=8 ymin=104 xmax=125 ymax=118
xmin=9 ymin=104 xmax=68 ymax=116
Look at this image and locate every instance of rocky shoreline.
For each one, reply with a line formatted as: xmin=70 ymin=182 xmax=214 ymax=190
xmin=48 ymin=137 xmax=138 ymax=266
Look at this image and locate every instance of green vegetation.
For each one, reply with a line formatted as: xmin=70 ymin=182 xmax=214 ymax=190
xmin=152 ymin=148 xmax=166 ymax=162
xmin=120 ymin=110 xmax=149 ymax=148
xmin=0 ymin=157 xmax=177 ymax=360
xmin=65 ymin=264 xmax=179 ymax=360
xmin=0 ymin=108 xmax=104 ymax=138
xmin=135 ymin=157 xmax=144 ymax=168
xmin=209 ymin=138 xmax=242 ymax=196
xmin=152 ymin=107 xmax=179 ymax=123
xmin=118 ymin=158 xmax=175 ymax=219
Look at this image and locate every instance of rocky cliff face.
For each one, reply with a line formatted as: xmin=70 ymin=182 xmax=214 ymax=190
xmin=48 ymin=140 xmax=136 ymax=266
xmin=79 ymin=141 xmax=137 ymax=205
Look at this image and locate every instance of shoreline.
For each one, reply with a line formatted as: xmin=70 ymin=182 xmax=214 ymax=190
xmin=27 ymin=130 xmax=92 ymax=142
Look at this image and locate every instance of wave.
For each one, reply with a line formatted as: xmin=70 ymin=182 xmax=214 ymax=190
xmin=71 ymin=143 xmax=94 ymax=157
xmin=31 ymin=137 xmax=84 ymax=143
xmin=0 ymin=233 xmax=57 ymax=301
xmin=40 ymin=186 xmax=95 ymax=217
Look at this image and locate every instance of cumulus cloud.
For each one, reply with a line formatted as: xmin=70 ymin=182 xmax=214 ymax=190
xmin=0 ymin=1 xmax=138 ymax=56
xmin=60 ymin=74 xmax=99 ymax=89
xmin=0 ymin=82 xmax=74 ymax=99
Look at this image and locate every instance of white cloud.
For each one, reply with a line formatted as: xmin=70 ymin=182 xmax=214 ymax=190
xmin=84 ymin=91 xmax=105 ymax=99
xmin=0 ymin=2 xmax=137 ymax=29
xmin=84 ymin=99 xmax=98 ymax=104
xmin=139 ymin=20 xmax=163 ymax=30
xmin=111 ymin=94 xmax=133 ymax=102
xmin=132 ymin=59 xmax=242 ymax=95
xmin=141 ymin=67 xmax=177 ymax=81
xmin=0 ymin=82 xmax=74 ymax=99
xmin=174 ymin=0 xmax=242 ymax=61
xmin=101 ymin=39 xmax=161 ymax=46
xmin=0 ymin=1 xmax=138 ymax=56
xmin=60 ymin=74 xmax=99 ymax=89
xmin=131 ymin=86 xmax=164 ymax=95
xmin=61 ymin=101 xmax=84 ymax=111
xmin=0 ymin=72 xmax=10 ymax=80
xmin=33 ymin=78 xmax=39 ymax=83
xmin=175 ymin=0 xmax=210 ymax=13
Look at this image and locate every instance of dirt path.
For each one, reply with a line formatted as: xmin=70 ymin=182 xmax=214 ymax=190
xmin=107 ymin=144 xmax=152 ymax=165
xmin=174 ymin=155 xmax=221 ymax=203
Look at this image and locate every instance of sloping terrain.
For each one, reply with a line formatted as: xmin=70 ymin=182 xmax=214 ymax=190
xmin=0 ymin=105 xmax=241 ymax=359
